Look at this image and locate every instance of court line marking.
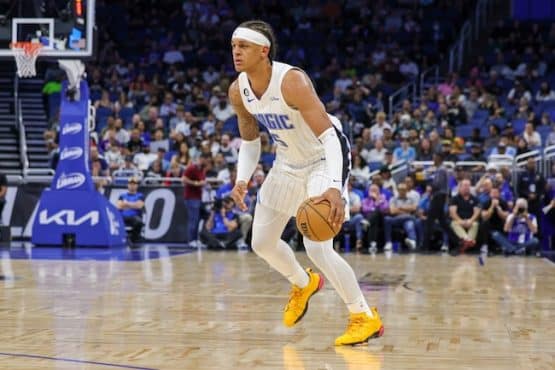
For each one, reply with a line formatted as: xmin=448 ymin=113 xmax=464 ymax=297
xmin=543 ymin=257 xmax=555 ymax=266
xmin=0 ymin=352 xmax=158 ymax=370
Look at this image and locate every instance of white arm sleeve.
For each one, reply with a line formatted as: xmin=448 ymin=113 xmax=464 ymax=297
xmin=319 ymin=127 xmax=343 ymax=191
xmin=237 ymin=137 xmax=261 ymax=184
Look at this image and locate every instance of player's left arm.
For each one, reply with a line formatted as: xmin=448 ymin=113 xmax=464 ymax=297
xmin=281 ymin=69 xmax=345 ymax=227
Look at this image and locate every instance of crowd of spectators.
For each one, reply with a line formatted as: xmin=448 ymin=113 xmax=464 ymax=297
xmin=38 ymin=2 xmax=555 ymax=254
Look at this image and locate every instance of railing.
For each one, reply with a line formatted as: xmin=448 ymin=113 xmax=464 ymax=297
xmin=419 ymin=65 xmax=440 ymax=99
xmin=388 ymin=80 xmax=417 ymax=119
xmin=448 ymin=0 xmax=498 ymax=73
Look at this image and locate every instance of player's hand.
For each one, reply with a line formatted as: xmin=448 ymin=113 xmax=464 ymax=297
xmin=231 ymin=181 xmax=248 ymax=211
xmin=313 ymin=188 xmax=345 ymax=228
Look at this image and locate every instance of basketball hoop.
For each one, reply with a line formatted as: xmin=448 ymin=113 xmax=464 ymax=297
xmin=10 ymin=42 xmax=43 ymax=78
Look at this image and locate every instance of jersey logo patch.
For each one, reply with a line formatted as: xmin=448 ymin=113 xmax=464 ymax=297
xmin=254 ymin=113 xmax=294 ymax=130
xmin=247 ymin=98 xmax=255 ymax=103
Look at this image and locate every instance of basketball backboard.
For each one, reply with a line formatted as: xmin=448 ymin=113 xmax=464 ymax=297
xmin=0 ymin=0 xmax=95 ymax=58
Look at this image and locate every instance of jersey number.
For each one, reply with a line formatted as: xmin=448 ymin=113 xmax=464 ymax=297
xmin=270 ymin=133 xmax=288 ymax=148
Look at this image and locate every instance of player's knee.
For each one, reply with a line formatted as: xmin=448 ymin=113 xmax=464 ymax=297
xmin=250 ymin=226 xmax=276 ymax=256
xmin=303 ymin=238 xmax=332 ymax=262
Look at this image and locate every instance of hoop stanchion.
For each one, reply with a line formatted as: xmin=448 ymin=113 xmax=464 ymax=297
xmin=10 ymin=42 xmax=43 ymax=78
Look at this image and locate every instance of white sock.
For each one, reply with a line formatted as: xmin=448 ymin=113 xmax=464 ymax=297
xmin=347 ymin=295 xmax=372 ymax=316
xmin=287 ymin=263 xmax=309 ymax=288
xmin=303 ymin=238 xmax=371 ymax=314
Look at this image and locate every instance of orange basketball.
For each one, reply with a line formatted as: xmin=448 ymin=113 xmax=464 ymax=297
xmin=296 ymin=198 xmax=342 ymax=242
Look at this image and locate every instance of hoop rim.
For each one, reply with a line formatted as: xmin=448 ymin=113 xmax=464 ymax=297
xmin=10 ymin=41 xmax=43 ymax=55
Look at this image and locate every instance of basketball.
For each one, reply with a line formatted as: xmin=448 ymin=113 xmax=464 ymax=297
xmin=296 ymin=198 xmax=342 ymax=241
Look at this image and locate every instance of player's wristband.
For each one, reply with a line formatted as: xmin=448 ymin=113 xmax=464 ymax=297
xmin=319 ymin=127 xmax=343 ymax=191
xmin=237 ymin=137 xmax=261 ymax=184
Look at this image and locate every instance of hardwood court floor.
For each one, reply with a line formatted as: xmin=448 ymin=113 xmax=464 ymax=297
xmin=0 ymin=248 xmax=553 ymax=370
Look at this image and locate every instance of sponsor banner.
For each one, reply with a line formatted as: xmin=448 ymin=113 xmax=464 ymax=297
xmin=2 ymin=184 xmax=188 ymax=243
xmin=50 ymin=80 xmax=94 ymax=192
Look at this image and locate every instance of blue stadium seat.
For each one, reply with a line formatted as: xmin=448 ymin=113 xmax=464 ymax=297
xmin=512 ymin=118 xmax=527 ymax=134
xmin=118 ymin=107 xmax=135 ymax=128
xmin=472 ymin=109 xmax=489 ymax=121
xmin=538 ymin=125 xmax=552 ymax=143
xmin=456 ymin=125 xmax=473 ymax=138
xmin=95 ymin=106 xmax=113 ymax=133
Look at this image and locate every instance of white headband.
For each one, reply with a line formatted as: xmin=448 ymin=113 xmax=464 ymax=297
xmin=232 ymin=27 xmax=271 ymax=47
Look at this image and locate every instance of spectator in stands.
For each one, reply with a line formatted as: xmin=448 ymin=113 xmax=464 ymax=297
xmin=0 ymin=171 xmax=6 ymax=222
xmin=362 ymin=183 xmax=389 ymax=252
xmin=215 ymin=167 xmax=251 ymax=249
xmin=507 ymin=80 xmax=532 ymax=105
xmin=515 ymin=137 xmax=530 ymax=156
xmin=114 ymin=118 xmax=129 ymax=145
xmin=343 ymin=180 xmax=366 ymax=252
xmin=480 ymin=186 xmax=509 ymax=254
xmin=517 ymin=158 xmax=545 ymax=220
xmin=523 ymin=122 xmax=542 ymax=148
xmin=127 ymin=128 xmax=144 ymax=154
xmin=90 ymin=147 xmax=109 ymax=177
xmin=183 ymin=153 xmax=209 ymax=245
xmin=492 ymin=198 xmax=539 ymax=255
xmin=535 ymin=82 xmax=555 ymax=102
xmin=200 ymin=196 xmax=242 ymax=249
xmin=393 ymin=137 xmax=416 ymax=163
xmin=105 ymin=142 xmax=124 ymax=173
xmin=134 ymin=145 xmax=157 ymax=172
xmin=468 ymin=142 xmax=487 ymax=162
xmin=212 ymin=91 xmax=235 ymax=122
xmin=463 ymin=88 xmax=480 ymax=119
xmin=370 ymin=112 xmax=391 ymax=141
xmin=379 ymin=166 xmax=397 ymax=196
xmin=160 ymin=92 xmax=177 ymax=119
xmin=172 ymin=142 xmax=191 ymax=169
xmin=449 ymin=179 xmax=480 ymax=253
xmin=383 ymin=182 xmax=418 ymax=251
xmin=362 ymin=138 xmax=387 ymax=165
xmin=416 ymin=138 xmax=433 ymax=161
xmin=219 ymin=133 xmax=238 ymax=164
xmin=488 ymin=138 xmax=516 ymax=159
xmin=146 ymin=159 xmax=165 ymax=178
xmin=514 ymin=97 xmax=534 ymax=122
xmin=117 ymin=177 xmax=145 ymax=243
xmin=351 ymin=154 xmax=371 ymax=184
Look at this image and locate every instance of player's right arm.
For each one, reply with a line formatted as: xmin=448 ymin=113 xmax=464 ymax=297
xmin=228 ymin=80 xmax=261 ymax=211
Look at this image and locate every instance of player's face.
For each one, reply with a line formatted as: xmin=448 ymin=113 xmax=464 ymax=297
xmin=231 ymin=38 xmax=268 ymax=72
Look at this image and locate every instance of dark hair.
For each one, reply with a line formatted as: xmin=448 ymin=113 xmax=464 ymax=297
xmin=239 ymin=20 xmax=278 ymax=60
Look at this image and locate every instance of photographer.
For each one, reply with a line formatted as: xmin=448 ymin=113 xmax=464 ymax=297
xmin=492 ymin=198 xmax=539 ymax=255
xmin=200 ymin=196 xmax=242 ymax=249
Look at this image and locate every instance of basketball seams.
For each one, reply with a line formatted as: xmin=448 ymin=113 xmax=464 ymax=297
xmin=304 ymin=199 xmax=336 ymax=240
xmin=303 ymin=207 xmax=322 ymax=241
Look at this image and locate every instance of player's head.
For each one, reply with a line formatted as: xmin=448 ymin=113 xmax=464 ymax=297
xmin=231 ymin=20 xmax=277 ymax=72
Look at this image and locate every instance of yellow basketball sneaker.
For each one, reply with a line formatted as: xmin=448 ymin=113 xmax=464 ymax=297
xmin=283 ymin=268 xmax=324 ymax=327
xmin=335 ymin=307 xmax=384 ymax=346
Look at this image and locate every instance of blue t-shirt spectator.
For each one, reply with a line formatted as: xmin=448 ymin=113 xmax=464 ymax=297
xmin=118 ymin=192 xmax=144 ymax=218
xmin=211 ymin=210 xmax=238 ymax=234
xmin=393 ymin=145 xmax=416 ymax=163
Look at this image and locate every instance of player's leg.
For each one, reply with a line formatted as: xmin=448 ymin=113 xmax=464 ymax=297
xmin=305 ymin=167 xmax=383 ymax=345
xmin=251 ymin=202 xmax=324 ymax=327
xmin=251 ymin=202 xmax=308 ymax=287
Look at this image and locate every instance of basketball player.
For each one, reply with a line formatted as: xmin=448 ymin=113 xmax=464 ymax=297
xmin=228 ymin=20 xmax=384 ymax=345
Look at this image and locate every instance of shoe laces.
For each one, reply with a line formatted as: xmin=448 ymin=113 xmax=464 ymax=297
xmin=346 ymin=316 xmax=366 ymax=333
xmin=285 ymin=286 xmax=304 ymax=311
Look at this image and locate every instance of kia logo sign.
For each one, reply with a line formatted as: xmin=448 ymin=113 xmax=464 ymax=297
xmin=61 ymin=122 xmax=83 ymax=135
xmin=59 ymin=147 xmax=83 ymax=160
xmin=39 ymin=209 xmax=99 ymax=226
xmin=56 ymin=172 xmax=86 ymax=189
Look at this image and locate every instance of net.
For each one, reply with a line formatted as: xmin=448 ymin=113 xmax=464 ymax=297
xmin=10 ymin=42 xmax=43 ymax=78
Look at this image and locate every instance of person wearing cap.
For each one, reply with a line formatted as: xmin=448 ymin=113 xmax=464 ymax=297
xmin=117 ymin=177 xmax=145 ymax=243
xmin=480 ymin=186 xmax=510 ymax=254
xmin=492 ymin=198 xmax=539 ymax=255
xmin=199 ymin=196 xmax=242 ymax=249
xmin=488 ymin=136 xmax=516 ymax=158
xmin=379 ymin=165 xmax=397 ymax=196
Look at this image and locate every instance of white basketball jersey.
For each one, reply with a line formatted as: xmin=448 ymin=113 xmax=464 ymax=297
xmin=238 ymin=61 xmax=342 ymax=167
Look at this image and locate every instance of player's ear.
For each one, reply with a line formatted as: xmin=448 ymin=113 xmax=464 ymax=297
xmin=261 ymin=46 xmax=270 ymax=58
